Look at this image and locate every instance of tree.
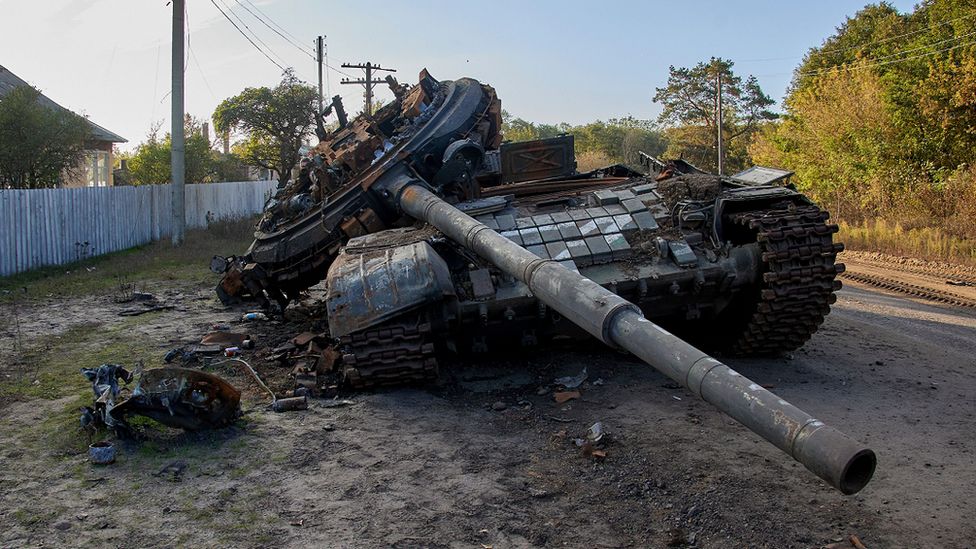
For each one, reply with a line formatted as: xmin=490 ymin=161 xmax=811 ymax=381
xmin=213 ymin=71 xmax=317 ymax=185
xmin=752 ymin=0 xmax=976 ymax=236
xmin=500 ymin=111 xmax=665 ymax=168
xmin=749 ymin=67 xmax=902 ymax=219
xmin=653 ymin=58 xmax=776 ymax=172
xmin=128 ymin=116 xmax=220 ymax=185
xmin=0 ymin=85 xmax=92 ymax=188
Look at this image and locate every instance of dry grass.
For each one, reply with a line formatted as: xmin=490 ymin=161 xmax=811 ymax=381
xmin=839 ymin=219 xmax=976 ymax=267
xmin=0 ymin=216 xmax=258 ymax=301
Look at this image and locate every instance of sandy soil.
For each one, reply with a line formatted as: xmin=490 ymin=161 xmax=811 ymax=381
xmin=0 ymin=260 xmax=974 ymax=548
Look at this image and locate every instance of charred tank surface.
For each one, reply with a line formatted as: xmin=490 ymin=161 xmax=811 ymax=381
xmin=329 ymin=166 xmax=844 ymax=385
xmin=216 ymin=72 xmax=874 ymax=494
xmin=215 ymin=70 xmax=503 ymax=308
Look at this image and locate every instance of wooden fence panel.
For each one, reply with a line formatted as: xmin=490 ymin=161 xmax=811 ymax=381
xmin=0 ymin=180 xmax=274 ymax=276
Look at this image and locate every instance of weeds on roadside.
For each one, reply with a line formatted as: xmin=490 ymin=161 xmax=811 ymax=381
xmin=0 ymin=287 xmax=45 ymax=387
xmin=0 ymin=216 xmax=258 ymax=302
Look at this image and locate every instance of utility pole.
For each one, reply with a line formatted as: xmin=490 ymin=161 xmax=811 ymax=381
xmin=171 ymin=0 xmax=185 ymax=245
xmin=315 ymin=36 xmax=325 ymax=117
xmin=716 ymin=70 xmax=724 ymax=176
xmin=340 ymin=62 xmax=396 ymax=115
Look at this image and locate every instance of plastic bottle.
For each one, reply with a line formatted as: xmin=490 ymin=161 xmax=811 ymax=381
xmin=241 ymin=312 xmax=268 ymax=321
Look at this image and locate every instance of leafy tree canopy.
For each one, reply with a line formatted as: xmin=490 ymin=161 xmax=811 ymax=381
xmin=752 ymin=0 xmax=976 ymax=241
xmin=213 ymin=70 xmax=317 ymax=185
xmin=126 ymin=116 xmax=230 ymax=185
xmin=653 ymin=58 xmax=775 ymax=173
xmin=0 ymin=85 xmax=92 ymax=188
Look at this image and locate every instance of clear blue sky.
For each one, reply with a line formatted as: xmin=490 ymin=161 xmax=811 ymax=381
xmin=0 ymin=0 xmax=917 ymax=150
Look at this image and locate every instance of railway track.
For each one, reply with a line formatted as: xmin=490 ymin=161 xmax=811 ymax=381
xmin=839 ymin=270 xmax=976 ymax=308
xmin=839 ymin=253 xmax=976 ymax=308
xmin=843 ymin=252 xmax=976 ymax=286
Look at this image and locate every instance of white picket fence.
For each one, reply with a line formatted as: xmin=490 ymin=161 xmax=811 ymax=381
xmin=0 ymin=180 xmax=277 ymax=276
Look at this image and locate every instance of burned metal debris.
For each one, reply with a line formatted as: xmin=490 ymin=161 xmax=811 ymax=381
xmin=209 ymin=70 xmax=876 ymax=494
xmin=81 ymin=365 xmax=241 ymax=434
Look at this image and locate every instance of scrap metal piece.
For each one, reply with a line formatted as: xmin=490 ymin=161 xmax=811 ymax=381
xmin=80 ymin=364 xmax=133 ymax=430
xmin=110 ymin=367 xmax=241 ymax=431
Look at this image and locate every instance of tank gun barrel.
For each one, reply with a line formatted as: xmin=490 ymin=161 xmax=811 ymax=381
xmin=391 ymin=181 xmax=876 ymax=494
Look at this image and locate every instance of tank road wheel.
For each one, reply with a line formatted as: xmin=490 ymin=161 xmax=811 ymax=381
xmin=340 ymin=314 xmax=439 ymax=389
xmin=724 ymin=204 xmax=846 ymax=355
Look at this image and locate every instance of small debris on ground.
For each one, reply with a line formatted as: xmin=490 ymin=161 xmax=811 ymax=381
xmin=554 ymin=367 xmax=587 ymax=389
xmin=553 ymin=391 xmax=581 ymax=404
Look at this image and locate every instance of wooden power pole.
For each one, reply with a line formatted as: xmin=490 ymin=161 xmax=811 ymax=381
xmin=716 ymin=71 xmax=724 ymax=176
xmin=171 ymin=0 xmax=185 ymax=245
xmin=315 ymin=36 xmax=325 ymax=117
xmin=340 ymin=62 xmax=396 ymax=115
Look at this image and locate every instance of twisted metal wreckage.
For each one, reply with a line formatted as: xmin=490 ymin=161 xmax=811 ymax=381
xmin=201 ymin=69 xmax=875 ymax=494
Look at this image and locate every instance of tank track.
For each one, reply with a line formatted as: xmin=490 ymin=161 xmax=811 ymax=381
xmin=340 ymin=313 xmax=439 ymax=389
xmin=727 ymin=204 xmax=845 ymax=354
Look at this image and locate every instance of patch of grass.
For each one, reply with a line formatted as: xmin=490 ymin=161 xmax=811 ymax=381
xmin=1 ymin=312 xmax=173 ymax=456
xmin=839 ymin=218 xmax=976 ymax=266
xmin=229 ymin=465 xmax=250 ymax=479
xmin=0 ymin=216 xmax=257 ymax=302
xmin=12 ymin=507 xmax=60 ymax=528
xmin=4 ymin=320 xmax=162 ymax=401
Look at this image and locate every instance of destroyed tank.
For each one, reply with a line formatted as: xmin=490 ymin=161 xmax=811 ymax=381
xmin=216 ymin=71 xmax=874 ymax=494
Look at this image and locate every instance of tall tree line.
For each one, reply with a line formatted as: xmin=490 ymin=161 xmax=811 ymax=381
xmin=750 ymin=0 xmax=976 ymax=239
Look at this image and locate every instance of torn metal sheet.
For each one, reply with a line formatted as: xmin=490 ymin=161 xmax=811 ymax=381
xmin=109 ymin=367 xmax=241 ymax=431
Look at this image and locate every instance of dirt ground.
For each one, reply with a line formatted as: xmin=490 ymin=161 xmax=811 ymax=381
xmin=1 ymin=250 xmax=974 ymax=548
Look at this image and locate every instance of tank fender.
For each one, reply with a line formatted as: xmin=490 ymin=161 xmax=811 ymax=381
xmin=326 ymin=241 xmax=454 ymax=338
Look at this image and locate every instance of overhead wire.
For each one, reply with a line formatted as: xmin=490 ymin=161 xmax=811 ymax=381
xmin=229 ymin=0 xmax=352 ymax=80
xmin=817 ymin=10 xmax=976 ymax=55
xmin=324 ymin=37 xmax=332 ymax=97
xmin=185 ymin=3 xmax=217 ymax=100
xmin=209 ymin=0 xmax=287 ymax=72
xmin=218 ymin=0 xmax=290 ymax=68
xmin=798 ymin=35 xmax=976 ymax=77
xmin=738 ymin=11 xmax=976 ymax=63
xmin=241 ymin=0 xmax=306 ymax=47
xmin=234 ymin=0 xmax=315 ymax=60
xmin=751 ymin=34 xmax=976 ymax=78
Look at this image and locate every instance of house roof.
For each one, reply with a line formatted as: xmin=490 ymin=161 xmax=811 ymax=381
xmin=0 ymin=64 xmax=127 ymax=143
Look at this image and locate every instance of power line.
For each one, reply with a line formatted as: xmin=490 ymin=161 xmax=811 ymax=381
xmin=739 ymin=11 xmax=976 ymax=63
xmin=209 ymin=0 xmax=286 ymax=72
xmin=752 ymin=33 xmax=976 ymax=78
xmin=235 ymin=0 xmax=315 ymax=60
xmin=323 ymin=36 xmax=332 ymax=96
xmin=797 ymin=36 xmax=976 ymax=77
xmin=242 ymin=0 xmax=305 ymax=47
xmin=850 ymin=28 xmax=976 ymax=64
xmin=185 ymin=3 xmax=216 ymax=100
xmin=219 ymin=0 xmax=289 ymax=68
xmin=818 ymin=10 xmax=976 ymax=56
